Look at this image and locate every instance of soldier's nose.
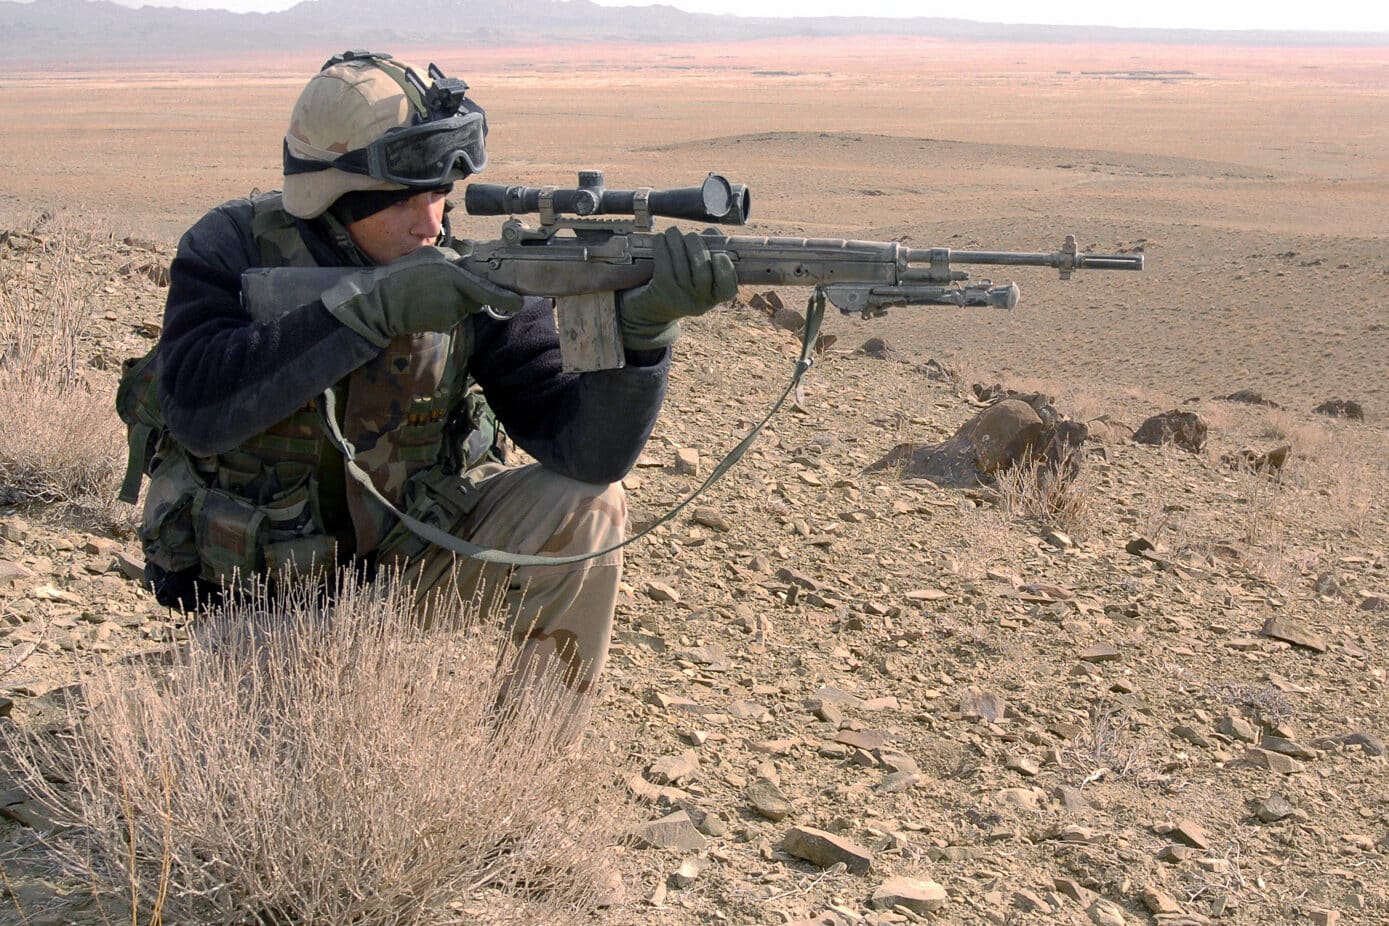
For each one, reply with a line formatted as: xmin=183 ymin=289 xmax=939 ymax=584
xmin=414 ymin=210 xmax=442 ymax=238
xmin=407 ymin=193 xmax=444 ymax=238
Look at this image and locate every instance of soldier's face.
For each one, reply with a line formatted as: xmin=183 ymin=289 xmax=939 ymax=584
xmin=346 ymin=189 xmax=449 ymax=264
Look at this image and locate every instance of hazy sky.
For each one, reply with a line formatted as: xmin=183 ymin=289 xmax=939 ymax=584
xmin=98 ymin=0 xmax=1389 ymax=33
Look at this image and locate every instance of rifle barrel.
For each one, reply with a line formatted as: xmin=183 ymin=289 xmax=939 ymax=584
xmin=916 ymin=247 xmax=1143 ymax=272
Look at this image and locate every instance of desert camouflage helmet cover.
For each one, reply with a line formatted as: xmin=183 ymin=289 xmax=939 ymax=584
xmin=282 ymin=51 xmax=484 ymax=219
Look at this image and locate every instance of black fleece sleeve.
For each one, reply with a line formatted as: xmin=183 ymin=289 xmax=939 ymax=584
xmin=470 ymin=298 xmax=669 ymax=485
xmin=157 ymin=201 xmax=382 ymax=457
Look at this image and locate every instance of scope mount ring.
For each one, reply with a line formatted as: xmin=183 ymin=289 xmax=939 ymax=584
xmin=632 ymin=188 xmax=653 ymax=231
xmin=537 ymin=186 xmax=559 ymax=228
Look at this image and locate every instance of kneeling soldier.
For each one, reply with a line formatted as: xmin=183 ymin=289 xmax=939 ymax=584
xmin=133 ymin=50 xmax=735 ymax=728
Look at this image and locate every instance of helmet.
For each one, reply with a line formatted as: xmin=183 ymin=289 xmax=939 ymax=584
xmin=282 ymin=50 xmax=488 ymax=219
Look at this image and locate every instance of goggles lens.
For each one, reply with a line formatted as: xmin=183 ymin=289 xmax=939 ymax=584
xmin=373 ymin=113 xmax=487 ymax=185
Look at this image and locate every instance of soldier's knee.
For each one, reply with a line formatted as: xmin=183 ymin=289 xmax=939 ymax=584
xmin=579 ymin=480 xmax=626 ymax=547
xmin=526 ymin=471 xmax=627 ymax=554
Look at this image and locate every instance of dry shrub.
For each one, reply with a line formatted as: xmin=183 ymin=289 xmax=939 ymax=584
xmin=1195 ymin=401 xmax=1239 ymax=433
xmin=1293 ymin=431 xmax=1384 ymax=536
xmin=1208 ymin=405 xmax=1383 ymax=538
xmin=0 ymin=216 xmax=125 ymax=516
xmin=1255 ymin=408 xmax=1333 ymax=461
xmin=946 ymin=500 xmax=1033 ymax=582
xmin=995 ymin=373 xmax=1109 ymax=427
xmin=1061 ymin=702 xmax=1159 ymax=787
xmin=1209 ymin=681 xmax=1295 ymax=729
xmin=0 ymin=376 xmax=124 ymax=510
xmin=3 ymin=572 xmax=629 ymax=925
xmin=1226 ymin=462 xmax=1287 ymax=548
xmin=993 ymin=444 xmax=1102 ymax=539
xmin=1317 ymin=452 xmax=1379 ymax=535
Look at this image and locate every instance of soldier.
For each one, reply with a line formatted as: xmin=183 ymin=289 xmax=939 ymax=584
xmin=136 ymin=50 xmax=735 ymax=727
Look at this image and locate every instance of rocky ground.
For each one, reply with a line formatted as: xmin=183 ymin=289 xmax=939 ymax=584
xmin=1 ymin=212 xmax=1387 ymax=926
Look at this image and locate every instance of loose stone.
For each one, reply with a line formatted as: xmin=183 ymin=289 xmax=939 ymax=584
xmin=1255 ymin=794 xmax=1296 ymax=823
xmin=870 ymin=875 xmax=947 ymax=914
xmin=781 ymin=825 xmax=873 ymax=875
xmin=635 ymin=811 xmax=706 ymax=851
xmin=747 ymin=777 xmax=792 ymax=821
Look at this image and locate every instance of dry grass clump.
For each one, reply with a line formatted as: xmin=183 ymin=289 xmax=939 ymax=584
xmin=1293 ymin=431 xmax=1385 ymax=537
xmin=1217 ymin=406 xmax=1384 ymax=537
xmin=945 ymin=501 xmax=1032 ymax=582
xmin=1254 ymin=408 xmax=1333 ymax=459
xmin=993 ymin=444 xmax=1103 ymax=539
xmin=1209 ymin=681 xmax=1295 ymax=729
xmin=3 ymin=572 xmax=629 ymax=925
xmin=1060 ymin=702 xmax=1160 ymax=787
xmin=1225 ymin=462 xmax=1288 ymax=548
xmin=0 ymin=216 xmax=125 ymax=517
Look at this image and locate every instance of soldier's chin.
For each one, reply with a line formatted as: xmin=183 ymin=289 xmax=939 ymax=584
xmin=387 ymin=240 xmax=432 ymax=262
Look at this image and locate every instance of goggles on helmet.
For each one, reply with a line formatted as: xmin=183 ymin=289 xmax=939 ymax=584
xmin=284 ymin=109 xmax=487 ymax=188
xmin=286 ymin=58 xmax=488 ymax=188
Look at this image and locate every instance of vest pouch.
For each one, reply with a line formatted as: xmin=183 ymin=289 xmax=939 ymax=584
xmin=259 ymin=464 xmax=321 ymax=542
xmin=116 ymin=349 xmax=166 ymax=504
xmin=191 ymin=487 xmax=267 ymax=588
xmin=264 ymin=535 xmax=340 ymax=585
xmin=138 ymin=451 xmax=202 ymax=574
xmin=374 ymin=462 xmax=492 ymax=565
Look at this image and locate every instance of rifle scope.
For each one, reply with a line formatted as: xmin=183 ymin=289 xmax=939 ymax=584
xmin=464 ymin=171 xmax=751 ymax=225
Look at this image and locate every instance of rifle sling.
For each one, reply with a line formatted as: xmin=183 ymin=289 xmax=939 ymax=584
xmin=318 ymin=290 xmax=826 ymax=567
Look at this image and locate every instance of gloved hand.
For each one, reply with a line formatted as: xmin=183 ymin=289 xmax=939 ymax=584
xmin=619 ymin=226 xmax=738 ymax=350
xmin=321 ymin=246 xmax=523 ymax=348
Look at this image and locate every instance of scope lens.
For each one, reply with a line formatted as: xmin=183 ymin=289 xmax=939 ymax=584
xmin=700 ymin=174 xmax=733 ymax=218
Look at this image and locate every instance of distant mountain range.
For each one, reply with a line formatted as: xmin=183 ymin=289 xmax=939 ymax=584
xmin=3 ymin=0 xmax=1385 ymax=63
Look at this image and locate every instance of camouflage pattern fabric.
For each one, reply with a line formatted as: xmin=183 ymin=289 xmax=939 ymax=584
xmin=341 ymin=326 xmax=469 ymax=555
xmin=282 ymin=56 xmax=428 ymax=220
xmin=377 ymin=462 xmax=626 ymax=734
xmin=140 ymin=452 xmax=204 ymax=575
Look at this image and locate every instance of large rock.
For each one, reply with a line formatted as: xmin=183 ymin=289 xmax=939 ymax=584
xmin=1133 ymin=410 xmax=1207 ymax=453
xmin=856 ymin=336 xmax=897 ymax=360
xmin=773 ymin=305 xmax=806 ymax=333
xmin=746 ymin=289 xmax=783 ymax=314
xmin=916 ymin=358 xmax=958 ymax=383
xmin=961 ymin=400 xmax=1045 ymax=472
xmin=1312 ymin=398 xmax=1364 ymax=420
xmin=748 ymin=778 xmax=792 ymax=821
xmin=1261 ymin=616 xmax=1327 ymax=652
xmin=866 ymin=397 xmax=1085 ymax=487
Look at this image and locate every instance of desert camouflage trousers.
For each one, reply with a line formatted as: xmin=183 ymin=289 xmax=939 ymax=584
xmin=376 ymin=462 xmax=626 ymax=732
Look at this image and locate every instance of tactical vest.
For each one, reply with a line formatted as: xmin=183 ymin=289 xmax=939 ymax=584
xmin=121 ymin=192 xmax=495 ymax=593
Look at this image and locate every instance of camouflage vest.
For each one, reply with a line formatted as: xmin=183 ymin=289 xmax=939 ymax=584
xmin=127 ymin=192 xmax=491 ymax=590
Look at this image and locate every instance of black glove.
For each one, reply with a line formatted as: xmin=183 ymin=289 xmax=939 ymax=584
xmin=618 ymin=227 xmax=737 ymax=350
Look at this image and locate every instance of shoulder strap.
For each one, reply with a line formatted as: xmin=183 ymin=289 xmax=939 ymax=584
xmin=319 ymin=291 xmax=826 ymax=566
xmin=250 ymin=192 xmax=318 ymax=269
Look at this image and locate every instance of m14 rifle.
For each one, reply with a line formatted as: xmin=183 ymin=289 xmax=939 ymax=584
xmin=242 ymin=171 xmax=1142 ymax=371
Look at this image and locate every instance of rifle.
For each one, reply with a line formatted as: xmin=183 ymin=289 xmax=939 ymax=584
xmin=241 ymin=171 xmax=1142 ymax=372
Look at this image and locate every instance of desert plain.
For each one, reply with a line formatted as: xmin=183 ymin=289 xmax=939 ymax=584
xmin=0 ymin=36 xmax=1387 ymax=926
